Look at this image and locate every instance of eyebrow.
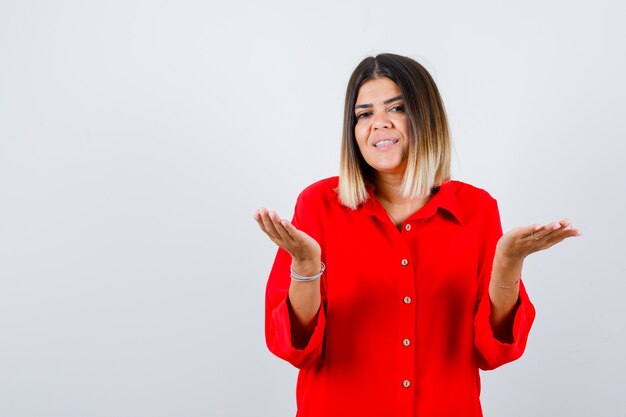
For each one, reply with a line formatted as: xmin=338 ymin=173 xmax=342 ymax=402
xmin=354 ymin=95 xmax=403 ymax=110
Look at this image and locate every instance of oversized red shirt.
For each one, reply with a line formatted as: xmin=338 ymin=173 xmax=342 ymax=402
xmin=265 ymin=177 xmax=535 ymax=417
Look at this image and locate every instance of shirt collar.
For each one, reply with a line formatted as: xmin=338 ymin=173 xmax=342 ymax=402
xmin=430 ymin=181 xmax=464 ymax=225
xmin=360 ymin=180 xmax=465 ymax=225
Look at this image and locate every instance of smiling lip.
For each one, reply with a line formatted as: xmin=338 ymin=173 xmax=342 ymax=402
xmin=373 ymin=138 xmax=399 ymax=149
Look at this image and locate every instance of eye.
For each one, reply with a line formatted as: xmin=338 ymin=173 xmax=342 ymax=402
xmin=356 ymin=112 xmax=371 ymax=120
xmin=390 ymin=105 xmax=404 ymax=113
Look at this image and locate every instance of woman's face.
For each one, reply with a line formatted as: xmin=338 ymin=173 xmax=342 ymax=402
xmin=354 ymin=77 xmax=409 ymax=177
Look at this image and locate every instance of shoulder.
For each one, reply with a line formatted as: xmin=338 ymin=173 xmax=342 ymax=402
xmin=292 ymin=177 xmax=341 ymax=232
xmin=445 ymin=180 xmax=497 ymax=204
xmin=442 ymin=180 xmax=499 ymax=222
xmin=297 ymin=176 xmax=340 ymax=205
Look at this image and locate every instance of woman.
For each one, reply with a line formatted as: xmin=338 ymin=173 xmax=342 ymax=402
xmin=254 ymin=53 xmax=580 ymax=417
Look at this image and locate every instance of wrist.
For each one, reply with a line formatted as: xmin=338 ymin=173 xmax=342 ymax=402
xmin=291 ymin=258 xmax=322 ymax=277
xmin=491 ymin=254 xmax=523 ymax=289
xmin=493 ymin=253 xmax=524 ymax=271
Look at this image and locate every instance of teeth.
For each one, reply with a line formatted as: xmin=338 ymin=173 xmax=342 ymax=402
xmin=375 ymin=140 xmax=398 ymax=147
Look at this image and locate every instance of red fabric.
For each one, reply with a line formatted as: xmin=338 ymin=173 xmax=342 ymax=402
xmin=265 ymin=177 xmax=535 ymax=417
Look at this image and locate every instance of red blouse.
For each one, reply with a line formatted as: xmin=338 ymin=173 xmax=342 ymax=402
xmin=265 ymin=177 xmax=535 ymax=417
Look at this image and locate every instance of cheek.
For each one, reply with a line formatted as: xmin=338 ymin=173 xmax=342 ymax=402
xmin=395 ymin=116 xmax=408 ymax=136
xmin=354 ymin=123 xmax=369 ymax=147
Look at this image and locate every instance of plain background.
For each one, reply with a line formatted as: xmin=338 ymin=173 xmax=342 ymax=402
xmin=1 ymin=0 xmax=625 ymax=416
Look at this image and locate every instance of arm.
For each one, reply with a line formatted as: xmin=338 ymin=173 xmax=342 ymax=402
xmin=255 ymin=205 xmax=326 ymax=368
xmin=489 ymin=220 xmax=582 ymax=341
xmin=255 ymin=209 xmax=323 ymax=329
xmin=474 ymin=198 xmax=580 ymax=370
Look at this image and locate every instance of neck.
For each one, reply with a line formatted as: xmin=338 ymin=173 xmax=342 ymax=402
xmin=373 ymin=172 xmax=431 ymax=227
xmin=374 ymin=172 xmax=410 ymax=205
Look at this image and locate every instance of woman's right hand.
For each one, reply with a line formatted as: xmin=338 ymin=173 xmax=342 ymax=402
xmin=254 ymin=208 xmax=322 ymax=270
xmin=255 ymin=208 xmax=323 ymax=329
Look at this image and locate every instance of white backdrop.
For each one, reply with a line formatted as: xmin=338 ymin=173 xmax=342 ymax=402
xmin=1 ymin=0 xmax=625 ymax=416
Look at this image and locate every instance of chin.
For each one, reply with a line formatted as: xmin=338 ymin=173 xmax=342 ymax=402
xmin=373 ymin=165 xmax=404 ymax=175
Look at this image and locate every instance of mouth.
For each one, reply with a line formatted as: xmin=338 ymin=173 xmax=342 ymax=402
xmin=373 ymin=139 xmax=399 ymax=148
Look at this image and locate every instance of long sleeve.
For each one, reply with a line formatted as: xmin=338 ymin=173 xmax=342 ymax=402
xmin=264 ymin=190 xmax=327 ymax=369
xmin=473 ymin=199 xmax=536 ymax=371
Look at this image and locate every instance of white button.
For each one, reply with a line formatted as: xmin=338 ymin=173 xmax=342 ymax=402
xmin=403 ymin=296 xmax=412 ymax=304
xmin=401 ymin=259 xmax=409 ymax=266
xmin=404 ymin=224 xmax=411 ymax=231
xmin=402 ymin=338 xmax=411 ymax=347
xmin=402 ymin=380 xmax=411 ymax=388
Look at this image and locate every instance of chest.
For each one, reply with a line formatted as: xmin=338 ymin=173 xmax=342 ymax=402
xmin=321 ymin=212 xmax=480 ymax=304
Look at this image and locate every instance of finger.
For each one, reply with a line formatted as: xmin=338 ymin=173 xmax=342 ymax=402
xmin=557 ymin=218 xmax=572 ymax=228
xmin=530 ymin=225 xmax=581 ymax=252
xmin=543 ymin=226 xmax=581 ymax=244
xmin=281 ymin=219 xmax=321 ymax=260
xmin=529 ymin=221 xmax=564 ymax=240
xmin=560 ymin=217 xmax=582 ymax=236
xmin=269 ymin=212 xmax=298 ymax=246
xmin=282 ymin=219 xmax=319 ymax=253
xmin=537 ymin=239 xmax=561 ymax=251
xmin=557 ymin=219 xmax=582 ymax=236
xmin=538 ymin=222 xmax=559 ymax=239
xmin=254 ymin=208 xmax=271 ymax=228
xmin=542 ymin=219 xmax=581 ymax=240
xmin=535 ymin=235 xmax=569 ymax=252
xmin=520 ymin=223 xmax=543 ymax=240
xmin=281 ymin=219 xmax=305 ymax=242
xmin=259 ymin=209 xmax=282 ymax=241
xmin=266 ymin=211 xmax=301 ymax=252
xmin=254 ymin=208 xmax=270 ymax=234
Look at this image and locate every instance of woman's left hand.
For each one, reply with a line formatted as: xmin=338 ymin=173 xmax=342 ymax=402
xmin=496 ymin=218 xmax=582 ymax=263
xmin=489 ymin=219 xmax=582 ymax=339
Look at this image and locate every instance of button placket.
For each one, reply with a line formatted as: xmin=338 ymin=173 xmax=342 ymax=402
xmin=396 ymin=245 xmax=415 ymax=403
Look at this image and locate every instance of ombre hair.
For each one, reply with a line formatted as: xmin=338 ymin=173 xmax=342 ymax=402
xmin=338 ymin=53 xmax=451 ymax=209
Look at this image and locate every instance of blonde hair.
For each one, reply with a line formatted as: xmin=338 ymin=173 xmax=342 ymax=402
xmin=339 ymin=54 xmax=451 ymax=209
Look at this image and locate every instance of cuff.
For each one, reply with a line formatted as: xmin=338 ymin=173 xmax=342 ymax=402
xmin=267 ymin=296 xmax=326 ymax=369
xmin=474 ymin=280 xmax=536 ymax=370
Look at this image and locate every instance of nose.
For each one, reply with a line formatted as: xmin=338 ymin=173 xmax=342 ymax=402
xmin=372 ymin=112 xmax=392 ymax=129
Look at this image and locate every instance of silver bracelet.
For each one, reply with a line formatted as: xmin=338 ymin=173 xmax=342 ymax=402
xmin=290 ymin=262 xmax=325 ymax=282
xmin=490 ymin=277 xmax=521 ymax=289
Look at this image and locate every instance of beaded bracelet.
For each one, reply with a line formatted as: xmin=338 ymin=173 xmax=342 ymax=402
xmin=291 ymin=262 xmax=326 ymax=282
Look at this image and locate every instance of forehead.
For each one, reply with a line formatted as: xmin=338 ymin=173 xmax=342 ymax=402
xmin=356 ymin=77 xmax=402 ymax=103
